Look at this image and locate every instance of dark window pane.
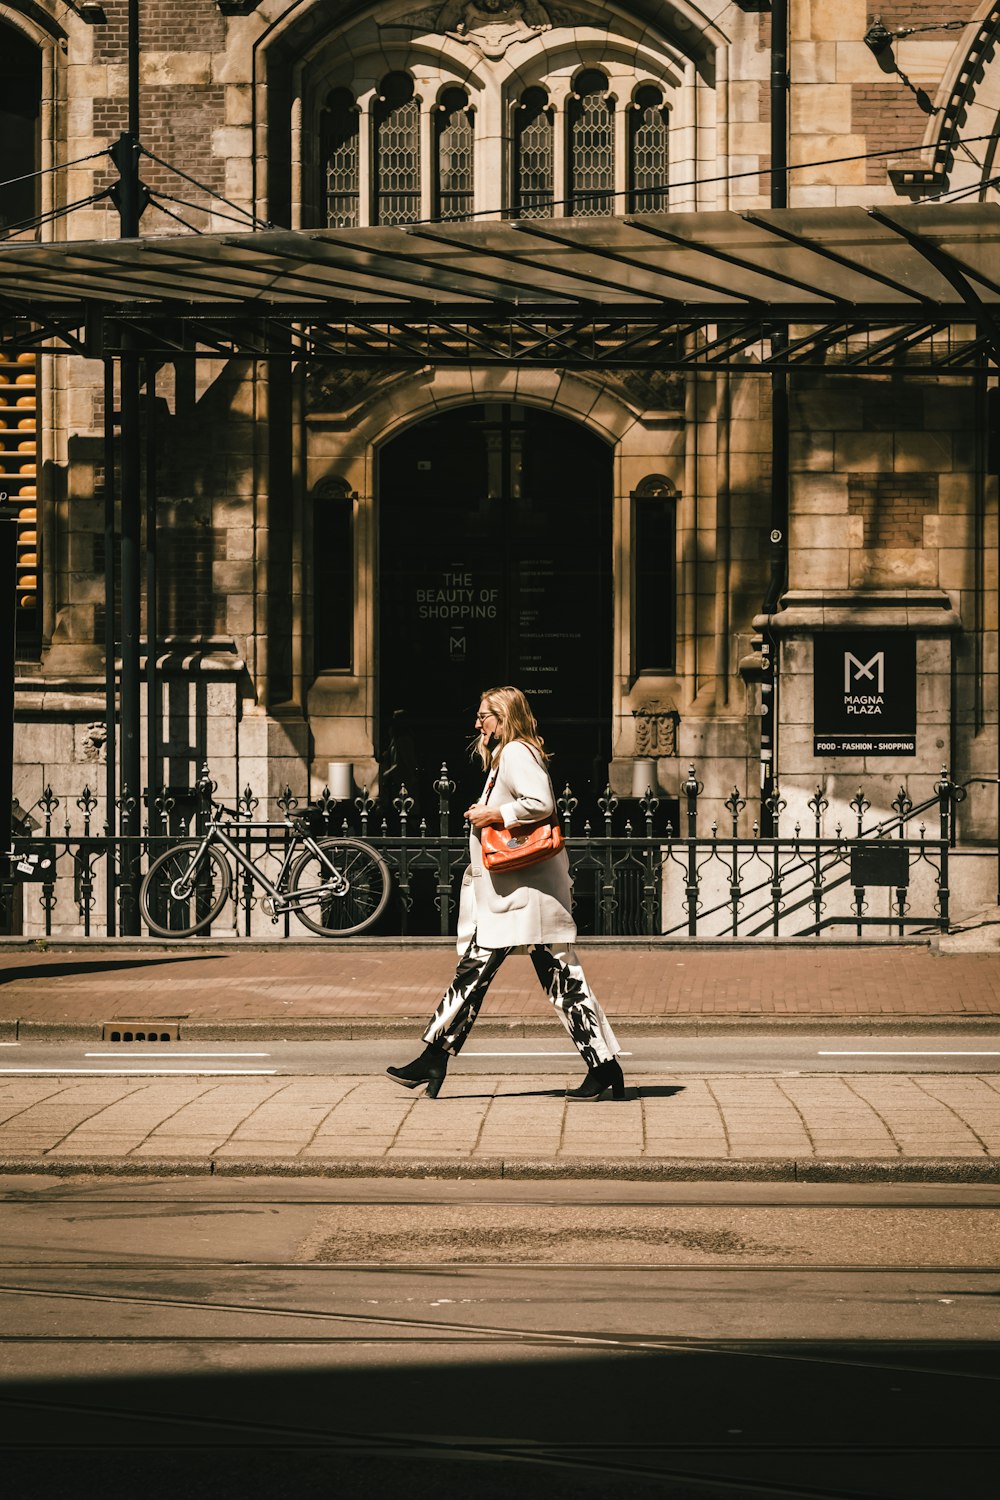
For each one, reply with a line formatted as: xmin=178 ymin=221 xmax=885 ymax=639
xmin=321 ymin=88 xmax=359 ymax=228
xmin=314 ymin=495 xmax=353 ymax=671
xmin=373 ymin=72 xmax=421 ymax=226
xmin=568 ymin=69 xmax=614 ymax=218
xmin=635 ymin=498 xmax=675 ymax=672
xmin=435 ymin=87 xmax=473 ymax=221
xmin=0 ymin=23 xmax=40 ymax=234
xmin=629 ymin=85 xmax=668 ymax=212
xmin=514 ymin=87 xmax=553 ymax=220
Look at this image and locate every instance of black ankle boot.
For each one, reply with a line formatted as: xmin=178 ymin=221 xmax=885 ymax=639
xmin=566 ymin=1057 xmax=626 ymax=1101
xmin=387 ymin=1043 xmax=448 ymax=1099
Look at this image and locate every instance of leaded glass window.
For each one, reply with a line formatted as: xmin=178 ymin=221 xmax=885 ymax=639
xmin=373 ymin=72 xmax=421 ymax=226
xmin=321 ymin=88 xmax=359 ymax=228
xmin=629 ymin=86 xmax=669 ymax=212
xmin=435 ymin=87 xmax=474 ymax=221
xmin=568 ymin=69 xmax=614 ymax=218
xmin=513 ymin=87 xmax=553 ymax=219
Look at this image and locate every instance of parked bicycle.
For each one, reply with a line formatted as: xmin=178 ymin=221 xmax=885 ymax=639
xmin=139 ymin=802 xmax=391 ymax=938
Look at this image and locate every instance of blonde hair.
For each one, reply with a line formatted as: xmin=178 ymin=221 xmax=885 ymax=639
xmin=473 ymin=685 xmax=550 ymax=770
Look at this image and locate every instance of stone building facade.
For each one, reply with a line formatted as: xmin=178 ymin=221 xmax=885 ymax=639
xmin=2 ymin=0 xmax=999 ymax=928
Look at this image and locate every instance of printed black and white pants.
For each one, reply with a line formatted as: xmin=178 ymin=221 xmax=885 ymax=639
xmin=422 ymin=938 xmax=619 ymax=1068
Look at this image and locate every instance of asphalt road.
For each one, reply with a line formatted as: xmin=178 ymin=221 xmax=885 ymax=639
xmin=2 ymin=1032 xmax=1000 ymax=1077
xmin=1 ymin=1175 xmax=998 ymax=1498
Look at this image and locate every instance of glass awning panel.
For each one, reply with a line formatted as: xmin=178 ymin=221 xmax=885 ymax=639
xmin=2 ymin=205 xmax=999 ymax=321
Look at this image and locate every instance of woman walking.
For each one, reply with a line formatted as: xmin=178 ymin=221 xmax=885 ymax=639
xmin=387 ymin=686 xmax=625 ymax=1101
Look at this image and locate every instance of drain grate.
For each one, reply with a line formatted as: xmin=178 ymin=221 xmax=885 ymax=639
xmin=101 ymin=1021 xmax=179 ymax=1043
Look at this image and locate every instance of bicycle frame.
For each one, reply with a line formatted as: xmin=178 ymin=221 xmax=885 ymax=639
xmin=174 ymin=813 xmax=349 ymax=914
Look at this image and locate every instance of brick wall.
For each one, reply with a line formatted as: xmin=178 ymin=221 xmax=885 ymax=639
xmin=91 ymin=0 xmax=226 ymax=59
xmin=94 ymin=86 xmax=228 ymax=205
xmin=848 ymin=473 xmax=939 ymax=548
xmin=850 ymin=0 xmax=977 ymax=183
xmin=90 ymin=0 xmax=229 ymax=215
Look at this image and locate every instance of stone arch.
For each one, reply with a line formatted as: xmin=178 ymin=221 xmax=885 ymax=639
xmin=253 ymin=0 xmax=732 ymax=222
xmin=892 ymin=2 xmax=1000 ymax=199
xmin=303 ymin=363 xmax=671 ymax=783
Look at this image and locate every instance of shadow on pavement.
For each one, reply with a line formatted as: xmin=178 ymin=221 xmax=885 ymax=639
xmin=2 ymin=1340 xmax=996 ymax=1498
xmin=0 ymin=956 xmax=221 ymax=986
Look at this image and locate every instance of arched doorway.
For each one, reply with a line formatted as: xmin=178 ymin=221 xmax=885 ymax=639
xmin=378 ymin=403 xmax=613 ymax=810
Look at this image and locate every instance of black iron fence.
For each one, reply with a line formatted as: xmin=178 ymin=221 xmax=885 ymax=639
xmin=1 ymin=762 xmax=969 ymax=940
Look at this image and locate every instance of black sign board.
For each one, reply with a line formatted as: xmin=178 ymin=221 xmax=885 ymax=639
xmin=813 ymin=633 xmax=916 ymax=756
xmin=8 ymin=842 xmax=57 ymax=882
xmin=850 ymin=843 xmax=910 ymax=888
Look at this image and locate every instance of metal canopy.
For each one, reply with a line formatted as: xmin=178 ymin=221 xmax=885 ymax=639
xmin=2 ymin=203 xmax=1000 ymax=372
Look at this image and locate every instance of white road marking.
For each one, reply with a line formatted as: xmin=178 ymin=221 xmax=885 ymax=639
xmin=84 ymin=1051 xmax=271 ymax=1059
xmin=464 ymin=1050 xmax=633 ymax=1057
xmin=0 ymin=1068 xmax=278 ymax=1076
xmin=818 ymin=1050 xmax=1000 ymax=1057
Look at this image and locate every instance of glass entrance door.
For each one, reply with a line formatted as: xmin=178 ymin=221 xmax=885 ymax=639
xmin=378 ymin=403 xmax=612 ymax=811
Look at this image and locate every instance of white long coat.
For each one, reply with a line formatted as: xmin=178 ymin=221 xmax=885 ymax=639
xmin=456 ymin=739 xmax=576 ymax=952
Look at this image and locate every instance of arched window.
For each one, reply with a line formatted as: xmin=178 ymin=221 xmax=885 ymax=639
xmin=568 ymin=69 xmax=614 ymax=218
xmin=320 ymin=88 xmax=360 ymax=228
xmin=513 ymin=87 xmax=553 ymax=220
xmin=629 ymin=85 xmax=669 ymax=212
xmin=435 ymin=87 xmax=474 ymax=221
xmin=372 ymin=72 xmax=421 ymax=226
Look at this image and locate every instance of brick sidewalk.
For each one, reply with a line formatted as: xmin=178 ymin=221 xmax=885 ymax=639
xmin=0 ymin=1069 xmax=999 ymax=1180
xmin=2 ymin=941 xmax=1000 ymax=1030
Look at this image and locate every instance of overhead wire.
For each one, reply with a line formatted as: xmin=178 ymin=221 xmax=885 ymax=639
xmin=138 ymin=146 xmax=275 ymax=230
xmin=145 ymin=197 xmax=205 ymax=235
xmin=142 ymin=188 xmax=270 ymax=232
xmin=0 ymin=150 xmax=107 ymax=192
xmin=0 ymin=191 xmax=110 ymax=240
xmin=444 ymin=132 xmax=1000 ymax=226
xmin=0 ymin=115 xmax=995 ymax=241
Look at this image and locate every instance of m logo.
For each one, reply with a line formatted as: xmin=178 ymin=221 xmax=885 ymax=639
xmin=844 ymin=650 xmax=884 ymax=695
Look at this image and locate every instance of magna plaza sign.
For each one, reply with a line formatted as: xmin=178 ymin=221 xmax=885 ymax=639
xmin=813 ymin=634 xmax=917 ymax=757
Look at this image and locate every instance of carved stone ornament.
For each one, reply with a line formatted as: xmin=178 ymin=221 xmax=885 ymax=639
xmin=632 ymin=704 xmax=680 ymax=757
xmin=632 ymin=473 xmax=678 ymax=499
xmin=435 ymin=0 xmax=552 ymax=58
xmin=602 ymin=367 xmax=686 ymax=414
xmin=304 ymin=364 xmax=408 ymax=415
xmin=311 ymin=475 xmax=358 ymax=502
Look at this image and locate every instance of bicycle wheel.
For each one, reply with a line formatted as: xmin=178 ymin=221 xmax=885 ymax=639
xmin=140 ymin=842 xmax=232 ymax=937
xmin=289 ymin=838 xmax=391 ymax=936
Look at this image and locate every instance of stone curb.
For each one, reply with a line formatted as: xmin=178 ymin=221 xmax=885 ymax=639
xmin=1 ymin=1155 xmax=998 ymax=1183
xmin=7 ymin=1014 xmax=1000 ymax=1043
xmin=0 ymin=936 xmax=934 ymax=952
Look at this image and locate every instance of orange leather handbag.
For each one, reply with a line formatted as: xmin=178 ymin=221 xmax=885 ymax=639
xmin=481 ymin=817 xmax=565 ymax=873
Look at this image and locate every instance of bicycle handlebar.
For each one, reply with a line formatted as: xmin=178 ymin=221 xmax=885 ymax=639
xmin=208 ymin=801 xmax=309 ymax=829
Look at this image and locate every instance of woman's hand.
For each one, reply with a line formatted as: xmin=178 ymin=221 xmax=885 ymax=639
xmin=465 ymin=803 xmax=503 ymax=829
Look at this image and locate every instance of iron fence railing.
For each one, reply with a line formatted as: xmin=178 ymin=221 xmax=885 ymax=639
xmin=1 ymin=762 xmax=970 ymax=941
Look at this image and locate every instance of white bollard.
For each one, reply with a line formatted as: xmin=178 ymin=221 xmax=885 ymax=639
xmin=631 ymin=757 xmax=657 ymax=799
xmin=327 ymin=762 xmax=354 ymax=801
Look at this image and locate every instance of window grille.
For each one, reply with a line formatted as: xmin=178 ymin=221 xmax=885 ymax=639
xmin=373 ymin=73 xmax=421 ymax=226
xmin=435 ymin=87 xmax=474 ymax=221
xmin=629 ymin=86 xmax=669 ymax=212
xmin=513 ymin=87 xmax=554 ymax=219
xmin=321 ymin=88 xmax=360 ymax=228
xmin=568 ymin=69 xmax=614 ymax=218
